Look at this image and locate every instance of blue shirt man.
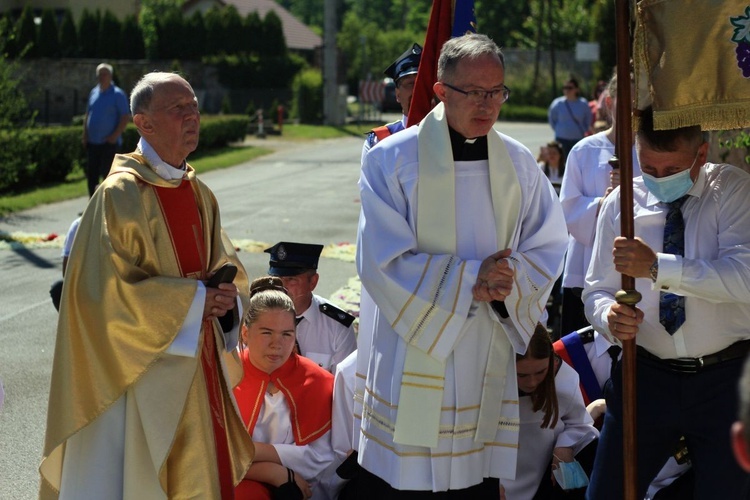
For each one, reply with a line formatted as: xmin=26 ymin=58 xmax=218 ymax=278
xmin=83 ymin=63 xmax=130 ymax=197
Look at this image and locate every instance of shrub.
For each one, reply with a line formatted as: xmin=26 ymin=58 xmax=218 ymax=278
xmin=499 ymin=104 xmax=549 ymax=122
xmin=291 ymin=68 xmax=323 ymax=124
xmin=0 ymin=115 xmax=251 ymax=194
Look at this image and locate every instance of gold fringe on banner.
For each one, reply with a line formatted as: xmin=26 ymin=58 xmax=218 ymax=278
xmin=635 ymin=0 xmax=750 ymax=131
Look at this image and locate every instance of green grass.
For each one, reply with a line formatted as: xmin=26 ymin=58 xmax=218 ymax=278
xmin=279 ymin=123 xmax=374 ymax=140
xmin=0 ymin=145 xmax=273 ymax=216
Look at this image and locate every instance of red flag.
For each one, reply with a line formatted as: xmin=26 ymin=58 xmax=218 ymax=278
xmin=407 ymin=0 xmax=476 ymax=126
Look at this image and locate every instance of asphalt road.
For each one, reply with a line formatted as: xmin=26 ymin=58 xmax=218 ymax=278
xmin=0 ymin=120 xmax=552 ymax=498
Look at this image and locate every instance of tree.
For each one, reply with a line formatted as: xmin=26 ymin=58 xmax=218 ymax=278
xmin=242 ymin=11 xmax=263 ymax=56
xmin=37 ymin=9 xmax=59 ymax=58
xmin=591 ymin=0 xmax=616 ymax=80
xmin=337 ymin=10 xmax=421 ymax=89
xmin=97 ymin=10 xmax=122 ymax=59
xmin=120 ymin=15 xmax=146 ymax=60
xmin=204 ymin=6 xmax=225 ymax=56
xmin=140 ymin=0 xmax=184 ymax=59
xmin=79 ymin=9 xmax=101 ymax=58
xmin=15 ymin=5 xmax=37 ymax=59
xmin=261 ymin=11 xmax=287 ymax=58
xmin=222 ymin=6 xmax=245 ymax=55
xmin=156 ymin=8 xmax=185 ymax=59
xmin=185 ymin=11 xmax=207 ymax=60
xmin=474 ymin=1 xmax=532 ymax=48
xmin=0 ymin=17 xmax=35 ymax=192
xmin=59 ymin=9 xmax=79 ymax=57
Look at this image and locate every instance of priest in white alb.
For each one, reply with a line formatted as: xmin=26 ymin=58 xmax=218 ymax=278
xmin=355 ymin=33 xmax=568 ymax=497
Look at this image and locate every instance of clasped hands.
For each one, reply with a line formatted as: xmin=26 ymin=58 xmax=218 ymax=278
xmin=473 ymin=249 xmax=515 ymax=302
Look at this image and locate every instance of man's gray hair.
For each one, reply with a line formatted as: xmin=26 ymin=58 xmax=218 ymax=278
xmin=437 ymin=34 xmax=504 ymax=82
xmin=130 ymin=72 xmax=188 ymax=115
xmin=96 ymin=63 xmax=113 ymax=76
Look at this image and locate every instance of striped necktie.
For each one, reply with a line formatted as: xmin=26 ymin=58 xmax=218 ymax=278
xmin=659 ymin=195 xmax=688 ymax=334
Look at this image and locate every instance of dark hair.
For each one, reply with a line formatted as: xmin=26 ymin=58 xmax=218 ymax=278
xmin=637 ymin=106 xmax=705 ymax=153
xmin=517 ymin=324 xmax=559 ymax=428
xmin=544 ymin=141 xmax=567 ymax=178
xmin=243 ymin=276 xmax=296 ymax=328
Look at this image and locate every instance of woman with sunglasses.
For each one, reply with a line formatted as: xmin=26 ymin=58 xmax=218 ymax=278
xmin=548 ymin=78 xmax=592 ymax=156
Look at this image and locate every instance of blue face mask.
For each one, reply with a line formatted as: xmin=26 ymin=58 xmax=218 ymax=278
xmin=642 ymin=152 xmax=699 ymax=203
xmin=552 ymin=459 xmax=590 ymax=490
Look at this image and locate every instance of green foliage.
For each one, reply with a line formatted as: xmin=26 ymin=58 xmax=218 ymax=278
xmin=719 ymin=130 xmax=750 ymax=165
xmin=292 ymin=68 xmax=323 ymax=123
xmin=0 ymin=18 xmax=35 ymax=193
xmin=338 ymin=10 xmax=422 ymax=87
xmin=591 ymin=0 xmax=616 ymax=80
xmin=477 ymin=1 xmax=532 ymax=48
xmin=222 ymin=6 xmax=245 ymax=53
xmin=204 ymin=6 xmax=226 ymax=56
xmin=185 ymin=11 xmax=207 ymax=60
xmin=499 ymin=104 xmax=548 ymax=122
xmin=98 ymin=11 xmax=122 ymax=59
xmin=207 ymin=53 xmax=304 ymax=89
xmin=59 ymin=10 xmax=79 ymax=58
xmin=0 ymin=116 xmax=251 ymax=194
xmin=156 ymin=8 xmax=186 ymax=59
xmin=38 ymin=9 xmax=60 ymax=58
xmin=279 ymin=0 xmax=325 ymax=29
xmin=242 ymin=12 xmax=263 ymax=55
xmin=79 ymin=9 xmax=101 ymax=58
xmin=139 ymin=0 xmax=184 ymax=59
xmin=16 ymin=5 xmax=37 ymax=59
xmin=261 ymin=11 xmax=287 ymax=57
xmin=221 ymin=94 xmax=232 ymax=114
xmin=120 ymin=15 xmax=146 ymax=60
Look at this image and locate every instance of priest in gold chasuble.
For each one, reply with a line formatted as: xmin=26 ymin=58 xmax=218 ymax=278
xmin=40 ymin=73 xmax=254 ymax=499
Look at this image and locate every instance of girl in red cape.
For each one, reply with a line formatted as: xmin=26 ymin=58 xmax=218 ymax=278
xmin=234 ymin=276 xmax=334 ymax=500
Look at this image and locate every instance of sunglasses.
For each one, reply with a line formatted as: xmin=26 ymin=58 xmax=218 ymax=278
xmin=563 ymin=86 xmax=575 ymax=90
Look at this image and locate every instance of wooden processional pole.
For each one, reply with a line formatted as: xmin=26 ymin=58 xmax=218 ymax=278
xmin=612 ymin=1 xmax=640 ymax=499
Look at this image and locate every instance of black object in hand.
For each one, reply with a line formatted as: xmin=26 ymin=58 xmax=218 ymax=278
xmin=206 ymin=263 xmax=237 ymax=288
xmin=206 ymin=263 xmax=238 ymax=333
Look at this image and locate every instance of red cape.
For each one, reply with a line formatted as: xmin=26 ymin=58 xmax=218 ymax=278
xmin=234 ymin=350 xmax=333 ymax=446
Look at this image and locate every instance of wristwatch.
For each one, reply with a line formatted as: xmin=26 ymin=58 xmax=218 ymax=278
xmin=649 ymin=259 xmax=659 ymax=282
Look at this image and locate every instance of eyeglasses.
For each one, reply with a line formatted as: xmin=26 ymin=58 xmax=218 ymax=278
xmin=442 ymin=82 xmax=511 ymax=104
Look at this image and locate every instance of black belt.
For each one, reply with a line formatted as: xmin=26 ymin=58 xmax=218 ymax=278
xmin=636 ymin=340 xmax=750 ymax=374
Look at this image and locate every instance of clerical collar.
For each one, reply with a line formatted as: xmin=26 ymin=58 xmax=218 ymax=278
xmin=137 ymin=138 xmax=187 ymax=180
xmin=448 ymin=127 xmax=488 ymax=161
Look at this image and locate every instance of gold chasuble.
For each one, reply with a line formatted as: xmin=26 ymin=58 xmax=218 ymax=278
xmin=40 ymin=154 xmax=253 ymax=499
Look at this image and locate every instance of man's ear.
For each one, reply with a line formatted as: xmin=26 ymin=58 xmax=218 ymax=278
xmin=433 ymin=81 xmax=447 ymax=102
xmin=698 ymin=141 xmax=710 ymax=164
xmin=309 ymin=272 xmax=320 ymax=292
xmin=133 ymin=113 xmax=152 ymax=137
xmin=731 ymin=421 xmax=750 ymax=472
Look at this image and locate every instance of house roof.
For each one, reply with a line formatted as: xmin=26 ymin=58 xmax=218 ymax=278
xmin=183 ymin=0 xmax=322 ymax=51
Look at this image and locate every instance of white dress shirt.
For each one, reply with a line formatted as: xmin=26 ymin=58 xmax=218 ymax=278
xmin=584 ymin=163 xmax=750 ymax=358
